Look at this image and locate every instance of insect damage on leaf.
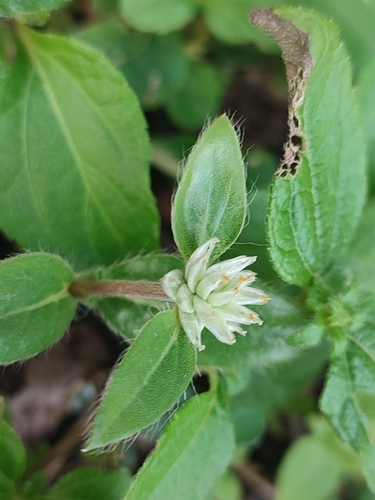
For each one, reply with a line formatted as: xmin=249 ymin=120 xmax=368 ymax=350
xmin=250 ymin=9 xmax=313 ymax=177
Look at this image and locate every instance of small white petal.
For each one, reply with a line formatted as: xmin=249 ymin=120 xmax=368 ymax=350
xmin=176 ymin=284 xmax=194 ymax=313
xmin=206 ymin=255 xmax=256 ymax=279
xmin=178 ymin=309 xmax=205 ymax=351
xmin=162 ymin=269 xmax=184 ymax=301
xmin=185 ymin=238 xmax=219 ymax=293
xmin=193 ymin=296 xmax=236 ymax=345
xmin=220 ymin=302 xmax=263 ymax=325
xmin=195 ymin=271 xmax=230 ymax=300
xmin=207 ymin=289 xmax=237 ymax=307
xmin=227 ymin=322 xmax=247 ymax=336
xmin=235 ymin=287 xmax=270 ymax=305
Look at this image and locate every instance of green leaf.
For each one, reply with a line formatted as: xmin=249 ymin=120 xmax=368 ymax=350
xmin=0 ymin=419 xmax=26 ymax=483
xmin=320 ymin=327 xmax=375 ymax=452
xmin=358 ymin=63 xmax=375 ymax=192
xmin=121 ymin=34 xmax=190 ymax=109
xmin=209 ymin=471 xmax=242 ymax=500
xmin=286 ymin=317 xmax=325 ymax=348
xmin=0 ymin=0 xmax=70 ymax=17
xmin=0 ymin=253 xmax=76 ymax=363
xmin=45 ymin=467 xmax=131 ymax=500
xmin=0 ymin=473 xmax=15 ymax=500
xmin=125 ymin=377 xmax=235 ymax=500
xmin=231 ymin=344 xmax=328 ymax=443
xmin=291 ymin=0 xmax=375 ymax=74
xmin=0 ymin=27 xmax=159 ymax=271
xmin=343 ymin=201 xmax=375 ymax=294
xmin=95 ymin=254 xmax=183 ymax=338
xmin=172 ymin=115 xmax=247 ymax=261
xmin=202 ymin=0 xmax=280 ymax=50
xmin=361 ymin=443 xmax=375 ymax=493
xmin=166 ymin=62 xmax=226 ymax=130
xmin=276 ymin=416 xmax=359 ymax=500
xmin=87 ymin=310 xmax=196 ymax=450
xmin=251 ymin=8 xmax=367 ymax=285
xmin=120 ymin=0 xmax=196 ymax=34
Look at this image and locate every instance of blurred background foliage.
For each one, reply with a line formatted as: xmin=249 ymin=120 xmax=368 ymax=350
xmin=1 ymin=0 xmax=375 ymax=499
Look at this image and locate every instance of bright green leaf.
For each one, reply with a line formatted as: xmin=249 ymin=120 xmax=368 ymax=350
xmin=320 ymin=327 xmax=375 ymax=452
xmin=0 ymin=26 xmax=159 ymax=271
xmin=251 ymin=8 xmax=366 ymax=285
xmin=45 ymin=467 xmax=131 ymax=500
xmin=87 ymin=310 xmax=196 ymax=450
xmin=95 ymin=254 xmax=183 ymax=338
xmin=125 ymin=378 xmax=235 ymax=500
xmin=172 ymin=115 xmax=247 ymax=261
xmin=0 ymin=0 xmax=70 ymax=17
xmin=120 ymin=0 xmax=196 ymax=34
xmin=0 ymin=253 xmax=76 ymax=363
xmin=0 ymin=419 xmax=26 ymax=483
xmin=166 ymin=62 xmax=226 ymax=130
xmin=209 ymin=471 xmax=242 ymax=500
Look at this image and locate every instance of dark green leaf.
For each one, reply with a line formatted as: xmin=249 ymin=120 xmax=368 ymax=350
xmin=203 ymin=0 xmax=280 ymax=50
xmin=0 ymin=253 xmax=76 ymax=363
xmin=87 ymin=310 xmax=196 ymax=450
xmin=231 ymin=344 xmax=328 ymax=443
xmin=166 ymin=62 xmax=226 ymax=130
xmin=125 ymin=377 xmax=235 ymax=500
xmin=0 ymin=419 xmax=26 ymax=483
xmin=120 ymin=0 xmax=196 ymax=34
xmin=251 ymin=8 xmax=366 ymax=285
xmin=172 ymin=115 xmax=247 ymax=261
xmin=0 ymin=27 xmax=159 ymax=271
xmin=45 ymin=467 xmax=131 ymax=500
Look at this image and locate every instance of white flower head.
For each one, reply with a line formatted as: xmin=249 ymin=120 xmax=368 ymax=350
xmin=162 ymin=238 xmax=270 ymax=351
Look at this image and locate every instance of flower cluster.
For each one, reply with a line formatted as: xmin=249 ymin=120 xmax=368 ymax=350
xmin=162 ymin=238 xmax=269 ymax=351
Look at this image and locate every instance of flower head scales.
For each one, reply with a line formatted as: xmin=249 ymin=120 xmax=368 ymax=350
xmin=162 ymin=238 xmax=270 ymax=351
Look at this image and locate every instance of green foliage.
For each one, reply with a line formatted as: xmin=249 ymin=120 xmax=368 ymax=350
xmin=276 ymin=417 xmax=359 ymax=500
xmin=172 ymin=115 xmax=247 ymax=261
xmin=0 ymin=26 xmax=159 ymax=271
xmin=252 ymin=7 xmax=367 ymax=286
xmin=0 ymin=1 xmax=374 ymax=497
xmin=120 ymin=0 xmax=196 ymax=34
xmin=44 ymin=467 xmax=131 ymax=500
xmin=0 ymin=0 xmax=71 ymax=18
xmin=125 ymin=376 xmax=235 ymax=500
xmin=87 ymin=310 xmax=197 ymax=450
xmin=0 ymin=253 xmax=76 ymax=363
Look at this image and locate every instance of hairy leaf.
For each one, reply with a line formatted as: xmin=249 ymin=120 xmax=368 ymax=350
xmin=0 ymin=253 xmax=76 ymax=363
xmin=0 ymin=27 xmax=159 ymax=271
xmin=251 ymin=8 xmax=366 ymax=285
xmin=87 ymin=310 xmax=196 ymax=450
xmin=172 ymin=115 xmax=247 ymax=261
xmin=125 ymin=378 xmax=234 ymax=500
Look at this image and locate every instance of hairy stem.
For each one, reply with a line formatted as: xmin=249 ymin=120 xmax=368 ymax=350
xmin=69 ymin=279 xmax=169 ymax=301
